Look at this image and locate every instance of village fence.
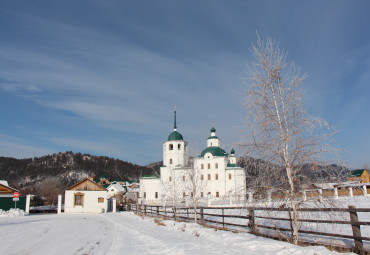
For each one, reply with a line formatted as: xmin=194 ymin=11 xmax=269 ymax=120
xmin=128 ymin=204 xmax=370 ymax=254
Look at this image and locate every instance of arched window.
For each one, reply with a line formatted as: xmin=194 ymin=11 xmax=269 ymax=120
xmin=207 ymin=163 xmax=210 ymax=169
xmin=201 ymin=164 xmax=204 ymax=169
xmin=216 ymin=192 xmax=219 ymax=197
xmin=178 ymin=144 xmax=181 ymax=150
xmin=215 ymin=163 xmax=218 ymax=169
xmin=169 ymin=176 xmax=172 ymax=182
xmin=183 ymin=176 xmax=185 ymax=181
xmin=215 ymin=174 xmax=218 ymax=180
xmin=169 ymin=144 xmax=173 ymax=150
xmin=228 ymin=173 xmax=232 ymax=180
xmin=169 ymin=158 xmax=172 ymax=164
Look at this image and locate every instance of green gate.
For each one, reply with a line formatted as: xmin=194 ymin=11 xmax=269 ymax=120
xmin=0 ymin=196 xmax=26 ymax=211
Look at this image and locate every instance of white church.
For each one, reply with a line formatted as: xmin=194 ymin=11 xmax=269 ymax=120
xmin=139 ymin=109 xmax=246 ymax=205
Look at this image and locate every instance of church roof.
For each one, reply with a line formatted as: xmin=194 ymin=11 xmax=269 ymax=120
xmin=167 ymin=106 xmax=184 ymax=141
xmin=200 ymin=146 xmax=227 ymax=157
xmin=168 ymin=131 xmax=184 ymax=141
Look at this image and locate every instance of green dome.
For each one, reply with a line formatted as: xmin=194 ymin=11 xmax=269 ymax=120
xmin=210 ymin=127 xmax=216 ymax=132
xmin=231 ymin=148 xmax=235 ymax=154
xmin=200 ymin=146 xmax=227 ymax=157
xmin=168 ymin=131 xmax=183 ymax=141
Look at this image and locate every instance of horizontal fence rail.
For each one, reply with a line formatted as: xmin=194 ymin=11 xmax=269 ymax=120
xmin=128 ymin=204 xmax=370 ymax=254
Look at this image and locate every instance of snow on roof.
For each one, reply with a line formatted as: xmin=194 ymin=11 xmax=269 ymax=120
xmin=108 ymin=183 xmax=126 ymax=192
xmin=0 ymin=180 xmax=9 ymax=187
xmin=313 ymin=183 xmax=337 ymax=189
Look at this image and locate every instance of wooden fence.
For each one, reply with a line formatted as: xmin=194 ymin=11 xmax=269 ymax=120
xmin=128 ymin=204 xmax=370 ymax=254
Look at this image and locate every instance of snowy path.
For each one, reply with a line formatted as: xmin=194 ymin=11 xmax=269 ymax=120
xmin=0 ymin=212 xmax=354 ymax=255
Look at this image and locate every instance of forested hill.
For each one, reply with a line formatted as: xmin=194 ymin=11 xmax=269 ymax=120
xmin=0 ymin=151 xmax=153 ymax=191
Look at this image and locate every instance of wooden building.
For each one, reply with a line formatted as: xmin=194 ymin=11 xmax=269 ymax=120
xmin=348 ymin=169 xmax=369 ymax=183
xmin=64 ymin=178 xmax=108 ymax=213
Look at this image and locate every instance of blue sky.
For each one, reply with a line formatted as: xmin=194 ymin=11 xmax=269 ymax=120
xmin=0 ymin=0 xmax=369 ymax=168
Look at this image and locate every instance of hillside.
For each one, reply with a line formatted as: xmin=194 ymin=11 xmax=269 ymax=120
xmin=0 ymin=151 xmax=154 ymax=192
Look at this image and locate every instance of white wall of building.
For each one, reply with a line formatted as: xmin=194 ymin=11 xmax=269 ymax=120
xmin=64 ymin=190 xmax=108 ymax=213
xmin=140 ymin=178 xmax=162 ymax=202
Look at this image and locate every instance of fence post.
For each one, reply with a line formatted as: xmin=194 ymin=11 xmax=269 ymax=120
xmin=248 ymin=192 xmax=253 ymax=203
xmin=157 ymin=206 xmax=159 ymax=217
xmin=200 ymin=208 xmax=204 ymax=225
xmin=349 ymin=187 xmax=353 ymax=197
xmin=349 ymin=206 xmax=364 ymax=254
xmin=302 ymin=190 xmax=307 ymax=202
xmin=318 ymin=189 xmax=323 ymax=202
xmin=248 ymin=207 xmax=255 ymax=233
xmin=222 ymin=208 xmax=225 ymax=228
xmin=25 ymin=194 xmax=31 ymax=214
xmin=267 ymin=190 xmax=272 ymax=205
xmin=173 ymin=207 xmax=177 ymax=221
xmin=363 ymin=185 xmax=367 ymax=196
xmin=334 ymin=187 xmax=339 ymax=199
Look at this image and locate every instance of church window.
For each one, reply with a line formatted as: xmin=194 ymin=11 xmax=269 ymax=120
xmin=144 ymin=192 xmax=146 ymax=199
xmin=201 ymin=192 xmax=204 ymax=197
xmin=169 ymin=144 xmax=173 ymax=150
xmin=155 ymin=192 xmax=158 ymax=199
xmin=207 ymin=174 xmax=211 ymax=180
xmin=215 ymin=174 xmax=218 ymax=180
xmin=201 ymin=174 xmax=204 ymax=180
xmin=201 ymin=164 xmax=204 ymax=169
xmin=178 ymin=144 xmax=181 ymax=150
xmin=183 ymin=176 xmax=185 ymax=181
xmin=169 ymin=176 xmax=172 ymax=182
xmin=191 ymin=192 xmax=193 ymax=197
xmin=208 ymin=163 xmax=210 ymax=169
xmin=74 ymin=193 xmax=84 ymax=207
xmin=183 ymin=192 xmax=186 ymax=197
xmin=228 ymin=173 xmax=232 ymax=180
xmin=170 ymin=158 xmax=172 ymax=164
xmin=215 ymin=163 xmax=218 ymax=169
xmin=216 ymin=192 xmax=219 ymax=197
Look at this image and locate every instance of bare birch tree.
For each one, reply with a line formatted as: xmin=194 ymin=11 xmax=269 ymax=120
xmin=182 ymin=159 xmax=208 ymax=222
xmin=244 ymin=35 xmax=340 ymax=244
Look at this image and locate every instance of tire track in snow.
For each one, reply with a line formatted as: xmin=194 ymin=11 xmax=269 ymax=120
xmin=100 ymin=214 xmax=179 ymax=255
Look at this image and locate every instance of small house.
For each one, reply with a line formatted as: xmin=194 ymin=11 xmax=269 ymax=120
xmin=64 ymin=178 xmax=108 ymax=213
xmin=348 ymin=169 xmax=369 ymax=183
xmin=106 ymin=182 xmax=126 ymax=198
xmin=0 ymin=180 xmax=25 ymax=211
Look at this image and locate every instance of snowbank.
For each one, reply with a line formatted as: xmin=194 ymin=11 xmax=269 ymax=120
xmin=0 ymin=208 xmax=26 ymax=217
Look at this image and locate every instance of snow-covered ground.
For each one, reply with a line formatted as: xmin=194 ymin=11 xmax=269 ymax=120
xmin=0 ymin=211 xmax=355 ymax=255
